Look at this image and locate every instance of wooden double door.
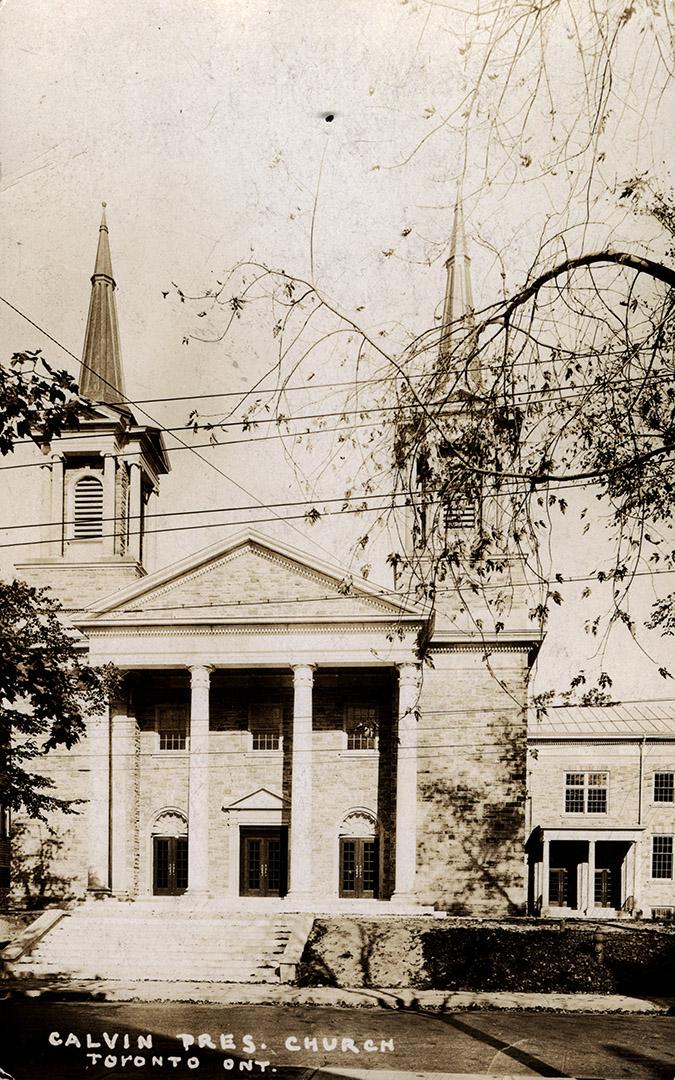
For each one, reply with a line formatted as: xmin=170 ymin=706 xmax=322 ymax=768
xmin=153 ymin=835 xmax=188 ymax=895
xmin=340 ymin=837 xmax=379 ymax=899
xmin=240 ymin=827 xmax=288 ymax=897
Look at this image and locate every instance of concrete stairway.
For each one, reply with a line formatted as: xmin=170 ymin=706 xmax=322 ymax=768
xmin=6 ymin=906 xmax=309 ymax=983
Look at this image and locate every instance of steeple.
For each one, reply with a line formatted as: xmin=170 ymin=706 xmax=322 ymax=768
xmin=80 ymin=203 xmax=126 ymax=406
xmin=439 ymin=189 xmax=481 ymax=391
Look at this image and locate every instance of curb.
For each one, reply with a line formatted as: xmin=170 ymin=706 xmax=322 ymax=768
xmin=1 ymin=982 xmax=673 ymax=1013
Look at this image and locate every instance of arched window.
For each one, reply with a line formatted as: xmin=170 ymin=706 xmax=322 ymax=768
xmin=73 ymin=475 xmax=104 ymax=539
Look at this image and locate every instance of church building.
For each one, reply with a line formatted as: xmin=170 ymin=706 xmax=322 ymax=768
xmin=10 ymin=207 xmax=539 ymax=920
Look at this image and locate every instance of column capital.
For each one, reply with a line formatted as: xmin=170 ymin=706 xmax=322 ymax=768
xmin=291 ymin=663 xmax=315 ymax=687
xmin=189 ymin=664 xmax=213 ymax=689
xmin=397 ymin=662 xmax=421 ymax=688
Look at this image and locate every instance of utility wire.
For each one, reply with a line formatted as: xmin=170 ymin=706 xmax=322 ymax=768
xmin=44 ymin=560 xmax=675 ymax=614
xmin=0 ymin=294 xmax=401 ymax=591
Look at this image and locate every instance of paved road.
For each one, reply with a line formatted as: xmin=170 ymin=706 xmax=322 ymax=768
xmin=0 ymin=1001 xmax=673 ymax=1079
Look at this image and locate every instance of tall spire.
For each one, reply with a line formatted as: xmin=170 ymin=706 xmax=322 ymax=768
xmin=80 ymin=203 xmax=126 ymax=406
xmin=439 ymin=188 xmax=481 ymax=391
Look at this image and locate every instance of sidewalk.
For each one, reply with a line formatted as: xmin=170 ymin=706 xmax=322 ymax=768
xmin=2 ymin=978 xmax=673 ymax=1012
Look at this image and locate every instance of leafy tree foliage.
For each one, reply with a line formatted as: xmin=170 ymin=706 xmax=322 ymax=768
xmin=0 ymin=351 xmax=80 ymax=455
xmin=0 ymin=352 xmax=113 ymax=819
xmin=390 ymin=186 xmax=675 ymax=669
xmin=165 ymin=3 xmax=674 ymax=693
xmin=0 ymin=581 xmax=116 ymax=820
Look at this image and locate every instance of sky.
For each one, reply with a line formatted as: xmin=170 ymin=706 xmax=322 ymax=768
xmin=1 ymin=0 xmax=673 ymax=699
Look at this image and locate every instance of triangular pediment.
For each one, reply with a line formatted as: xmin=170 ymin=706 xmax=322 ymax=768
xmin=223 ymin=787 xmax=287 ymax=812
xmin=82 ymin=529 xmax=418 ymax=623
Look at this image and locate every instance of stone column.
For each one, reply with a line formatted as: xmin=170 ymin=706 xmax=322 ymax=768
xmin=110 ymin=699 xmax=135 ymax=896
xmin=102 ymin=453 xmax=116 ymax=555
xmin=128 ymin=461 xmax=142 ymax=562
xmin=188 ymin=665 xmax=211 ymax=895
xmin=586 ymin=838 xmax=596 ymax=913
xmin=288 ymin=664 xmax=314 ymax=900
xmin=631 ymin=839 xmax=642 ymax=915
xmin=87 ymin=709 xmax=111 ymax=892
xmin=541 ymin=835 xmax=550 ymax=913
xmin=392 ymin=662 xmax=421 ymax=903
xmin=50 ymin=453 xmax=65 ymax=555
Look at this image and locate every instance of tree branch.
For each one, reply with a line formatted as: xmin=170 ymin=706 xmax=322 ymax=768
xmin=493 ymin=251 xmax=675 ymax=328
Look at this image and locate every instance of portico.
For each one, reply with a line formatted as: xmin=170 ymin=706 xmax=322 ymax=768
xmin=86 ymin=658 xmax=422 ymax=910
xmin=531 ymin=826 xmax=645 ymax=917
xmin=78 ymin=531 xmax=427 ymax=911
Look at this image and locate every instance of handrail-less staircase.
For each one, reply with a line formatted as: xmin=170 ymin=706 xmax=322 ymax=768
xmin=2 ymin=905 xmax=313 ymax=985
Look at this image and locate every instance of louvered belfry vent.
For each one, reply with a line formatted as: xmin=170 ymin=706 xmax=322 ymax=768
xmin=73 ymin=475 xmax=104 ymax=539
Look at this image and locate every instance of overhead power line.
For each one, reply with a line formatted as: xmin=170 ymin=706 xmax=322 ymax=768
xmin=0 ymin=294 xmax=401 ymax=591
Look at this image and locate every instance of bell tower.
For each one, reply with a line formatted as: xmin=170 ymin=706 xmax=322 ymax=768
xmin=16 ymin=206 xmax=170 ymax=611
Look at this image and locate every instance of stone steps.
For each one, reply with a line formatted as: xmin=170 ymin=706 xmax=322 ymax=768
xmin=7 ymin=908 xmax=304 ymax=983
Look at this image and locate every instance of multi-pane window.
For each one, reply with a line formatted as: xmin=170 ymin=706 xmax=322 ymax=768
xmin=73 ymin=475 xmax=104 ymax=538
xmin=157 ymin=706 xmax=188 ymax=751
xmin=594 ymin=868 xmax=614 ymax=907
xmin=652 ymin=836 xmax=673 ymax=879
xmin=654 ymin=772 xmax=674 ymax=803
xmin=345 ymin=705 xmax=378 ymax=750
xmin=564 ymin=772 xmax=608 ymax=814
xmin=548 ymin=867 xmax=568 ymax=907
xmin=250 ymin=704 xmax=282 ymax=750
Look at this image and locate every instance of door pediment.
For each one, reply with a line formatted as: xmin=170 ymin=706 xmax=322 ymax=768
xmin=223 ymin=787 xmax=288 ymax=813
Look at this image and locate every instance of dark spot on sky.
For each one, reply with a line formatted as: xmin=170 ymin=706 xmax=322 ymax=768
xmin=324 ymin=113 xmax=335 ymax=122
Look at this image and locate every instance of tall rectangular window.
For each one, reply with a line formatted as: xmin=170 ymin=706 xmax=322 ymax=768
xmin=652 ymin=836 xmax=673 ymax=879
xmin=654 ymin=773 xmax=674 ymax=803
xmin=157 ymin=706 xmax=188 ymax=751
xmin=564 ymin=772 xmax=608 ymax=814
xmin=250 ymin=704 xmax=282 ymax=751
xmin=345 ymin=704 xmax=378 ymax=751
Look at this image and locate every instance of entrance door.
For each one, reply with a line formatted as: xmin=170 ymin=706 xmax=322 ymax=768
xmin=594 ymin=841 xmax=626 ymax=909
xmin=153 ymin=835 xmax=188 ymax=895
xmin=240 ymin=827 xmax=288 ymax=897
xmin=340 ymin=837 xmax=379 ymax=898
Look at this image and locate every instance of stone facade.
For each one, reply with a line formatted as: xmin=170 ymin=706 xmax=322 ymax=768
xmin=10 ymin=528 xmax=537 ymax=914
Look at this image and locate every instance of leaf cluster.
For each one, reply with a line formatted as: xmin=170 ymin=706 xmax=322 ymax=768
xmin=0 ymin=580 xmax=117 ymax=819
xmin=0 ymin=351 xmax=81 ymax=455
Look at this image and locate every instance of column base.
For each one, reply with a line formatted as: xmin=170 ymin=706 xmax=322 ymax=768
xmin=390 ymin=891 xmax=418 ymax=905
xmin=283 ymin=891 xmax=315 ymax=910
xmin=86 ymin=885 xmax=111 ymax=898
